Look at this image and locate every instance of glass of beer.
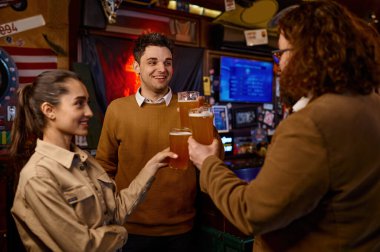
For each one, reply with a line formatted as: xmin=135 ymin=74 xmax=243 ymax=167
xmin=169 ymin=128 xmax=192 ymax=170
xmin=188 ymin=106 xmax=214 ymax=145
xmin=178 ymin=91 xmax=200 ymax=128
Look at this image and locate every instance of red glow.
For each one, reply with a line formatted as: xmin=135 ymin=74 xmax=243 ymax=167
xmin=95 ymin=39 xmax=141 ymax=104
xmin=123 ymin=55 xmax=141 ymax=97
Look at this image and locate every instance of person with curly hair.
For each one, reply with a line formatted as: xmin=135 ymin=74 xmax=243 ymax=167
xmin=188 ymin=1 xmax=380 ymax=251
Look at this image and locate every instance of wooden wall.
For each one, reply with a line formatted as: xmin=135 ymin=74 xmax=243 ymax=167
xmin=0 ymin=0 xmax=70 ymax=69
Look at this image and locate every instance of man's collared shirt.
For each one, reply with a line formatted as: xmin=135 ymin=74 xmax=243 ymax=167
xmin=135 ymin=87 xmax=172 ymax=107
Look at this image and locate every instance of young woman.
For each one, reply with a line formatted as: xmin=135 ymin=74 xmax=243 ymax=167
xmin=9 ymin=70 xmax=177 ymax=251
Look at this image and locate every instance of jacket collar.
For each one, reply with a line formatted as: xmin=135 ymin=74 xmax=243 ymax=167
xmin=35 ymin=139 xmax=88 ymax=169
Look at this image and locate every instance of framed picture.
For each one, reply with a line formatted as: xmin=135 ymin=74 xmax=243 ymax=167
xmin=212 ymin=105 xmax=229 ymax=133
xmin=232 ymin=106 xmax=257 ymax=129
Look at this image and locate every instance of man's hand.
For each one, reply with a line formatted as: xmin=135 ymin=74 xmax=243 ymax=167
xmin=188 ymin=137 xmax=219 ymax=170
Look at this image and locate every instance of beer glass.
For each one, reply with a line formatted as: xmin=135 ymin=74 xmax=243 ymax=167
xmin=178 ymin=91 xmax=200 ymax=128
xmin=169 ymin=128 xmax=192 ymax=170
xmin=188 ymin=106 xmax=214 ymax=145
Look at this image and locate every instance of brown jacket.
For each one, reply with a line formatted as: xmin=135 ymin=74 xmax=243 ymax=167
xmin=200 ymin=92 xmax=380 ymax=251
xmin=12 ymin=139 xmax=155 ymax=252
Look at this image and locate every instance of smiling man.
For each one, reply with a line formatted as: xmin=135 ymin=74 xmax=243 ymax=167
xmin=95 ymin=33 xmax=198 ymax=252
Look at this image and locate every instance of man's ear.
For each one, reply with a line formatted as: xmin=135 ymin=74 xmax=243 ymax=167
xmin=40 ymin=102 xmax=56 ymax=120
xmin=133 ymin=61 xmax=140 ymax=74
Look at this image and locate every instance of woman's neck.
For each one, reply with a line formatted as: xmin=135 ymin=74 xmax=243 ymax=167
xmin=43 ymin=129 xmax=72 ymax=150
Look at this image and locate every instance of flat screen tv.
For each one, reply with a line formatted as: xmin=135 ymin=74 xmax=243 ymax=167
xmin=219 ymin=56 xmax=274 ymax=103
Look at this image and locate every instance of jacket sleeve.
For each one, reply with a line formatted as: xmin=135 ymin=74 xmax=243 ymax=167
xmin=23 ymin=176 xmax=127 ymax=252
xmin=96 ymin=103 xmax=119 ymax=178
xmin=113 ymin=165 xmax=156 ymax=224
xmin=200 ymin=114 xmax=329 ymax=236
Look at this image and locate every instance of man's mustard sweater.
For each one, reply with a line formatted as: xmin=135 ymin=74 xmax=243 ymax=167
xmin=96 ymin=94 xmax=197 ymax=236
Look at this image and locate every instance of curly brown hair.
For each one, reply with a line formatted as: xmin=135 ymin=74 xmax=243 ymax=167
xmin=133 ymin=32 xmax=174 ymax=64
xmin=278 ymin=0 xmax=380 ymax=100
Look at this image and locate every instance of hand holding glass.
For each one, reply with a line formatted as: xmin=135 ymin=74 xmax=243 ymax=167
xmin=188 ymin=106 xmax=214 ymax=145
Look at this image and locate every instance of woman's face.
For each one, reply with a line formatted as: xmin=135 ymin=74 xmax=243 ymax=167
xmin=50 ymin=79 xmax=93 ymax=138
xmin=278 ymin=33 xmax=292 ymax=72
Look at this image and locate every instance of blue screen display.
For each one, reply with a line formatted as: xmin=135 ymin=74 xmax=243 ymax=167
xmin=220 ymin=56 xmax=274 ymax=103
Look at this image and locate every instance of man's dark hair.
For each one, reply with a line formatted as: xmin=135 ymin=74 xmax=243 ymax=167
xmin=133 ymin=33 xmax=174 ymax=63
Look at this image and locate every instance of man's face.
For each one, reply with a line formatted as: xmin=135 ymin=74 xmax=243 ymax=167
xmin=134 ymin=45 xmax=173 ymax=95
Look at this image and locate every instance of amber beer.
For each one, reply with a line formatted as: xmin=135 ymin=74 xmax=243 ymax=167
xmin=178 ymin=91 xmax=199 ymax=128
xmin=189 ymin=107 xmax=214 ymax=145
xmin=169 ymin=128 xmax=192 ymax=170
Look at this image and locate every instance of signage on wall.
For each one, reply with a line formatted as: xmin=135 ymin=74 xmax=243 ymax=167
xmin=0 ymin=15 xmax=45 ymax=38
xmin=225 ymin=0 xmax=236 ymax=11
xmin=244 ymin=29 xmax=268 ymax=46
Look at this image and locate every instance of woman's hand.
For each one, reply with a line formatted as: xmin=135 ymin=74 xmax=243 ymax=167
xmin=188 ymin=137 xmax=219 ymax=170
xmin=144 ymin=147 xmax=178 ymax=174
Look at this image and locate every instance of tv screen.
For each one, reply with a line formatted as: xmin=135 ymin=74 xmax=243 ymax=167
xmin=220 ymin=56 xmax=274 ymax=103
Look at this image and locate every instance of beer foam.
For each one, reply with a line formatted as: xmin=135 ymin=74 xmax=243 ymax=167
xmin=189 ymin=111 xmax=213 ymax=117
xmin=170 ymin=131 xmax=192 ymax=136
xmin=178 ymin=100 xmax=198 ymax=102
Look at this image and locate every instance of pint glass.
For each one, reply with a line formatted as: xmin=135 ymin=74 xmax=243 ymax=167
xmin=178 ymin=91 xmax=200 ymax=128
xmin=169 ymin=128 xmax=192 ymax=170
xmin=188 ymin=106 xmax=214 ymax=145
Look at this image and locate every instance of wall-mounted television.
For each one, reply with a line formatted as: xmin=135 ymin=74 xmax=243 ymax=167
xmin=219 ymin=56 xmax=274 ymax=103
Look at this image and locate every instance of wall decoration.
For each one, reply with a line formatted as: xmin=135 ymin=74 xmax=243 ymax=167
xmin=212 ymin=105 xmax=229 ymax=133
xmin=101 ymin=0 xmax=123 ymax=24
xmin=0 ymin=15 xmax=45 ymax=38
xmin=0 ymin=47 xmax=18 ymax=149
xmin=2 ymin=46 xmax=57 ymax=86
xmin=105 ymin=9 xmax=199 ymax=46
xmin=89 ymin=35 xmax=140 ymax=104
xmin=169 ymin=18 xmax=196 ymax=43
xmin=232 ymin=106 xmax=257 ymax=129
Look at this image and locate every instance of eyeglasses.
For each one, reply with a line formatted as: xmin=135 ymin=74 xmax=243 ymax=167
xmin=272 ymin=48 xmax=292 ymax=65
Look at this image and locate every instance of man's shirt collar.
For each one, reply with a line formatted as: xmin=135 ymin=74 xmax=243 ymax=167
xmin=135 ymin=87 xmax=172 ymax=107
